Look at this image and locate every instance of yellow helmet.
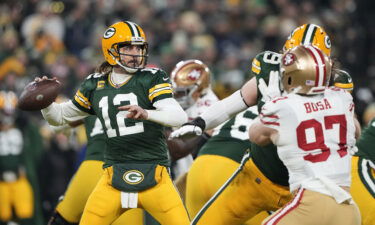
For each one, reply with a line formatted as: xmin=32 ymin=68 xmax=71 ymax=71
xmin=283 ymin=24 xmax=331 ymax=56
xmin=170 ymin=59 xmax=211 ymax=109
xmin=281 ymin=45 xmax=332 ymax=95
xmin=102 ymin=21 xmax=148 ymax=73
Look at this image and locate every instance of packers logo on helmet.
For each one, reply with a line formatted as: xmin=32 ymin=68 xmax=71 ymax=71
xmin=281 ymin=45 xmax=332 ymax=95
xmin=283 ymin=24 xmax=331 ymax=56
xmin=123 ymin=170 xmax=144 ymax=185
xmin=102 ymin=21 xmax=148 ymax=73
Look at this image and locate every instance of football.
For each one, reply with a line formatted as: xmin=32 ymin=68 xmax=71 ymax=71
xmin=18 ymin=79 xmax=62 ymax=111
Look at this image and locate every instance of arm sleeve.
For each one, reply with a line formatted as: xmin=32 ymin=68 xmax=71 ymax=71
xmin=259 ymin=99 xmax=281 ymax=130
xmin=200 ymin=90 xmax=248 ymax=130
xmin=41 ymin=100 xmax=90 ymax=126
xmin=146 ymin=98 xmax=188 ymax=127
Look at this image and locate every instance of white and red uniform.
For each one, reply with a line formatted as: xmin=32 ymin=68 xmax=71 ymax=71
xmin=260 ymin=88 xmax=360 ymax=225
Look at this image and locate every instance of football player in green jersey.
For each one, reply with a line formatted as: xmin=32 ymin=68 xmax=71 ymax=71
xmin=352 ymin=117 xmax=375 ymax=225
xmin=170 ymin=24 xmax=333 ymax=224
xmin=0 ymin=91 xmax=34 ymax=223
xmin=48 ymin=116 xmax=145 ymax=225
xmin=37 ymin=21 xmax=189 ymax=225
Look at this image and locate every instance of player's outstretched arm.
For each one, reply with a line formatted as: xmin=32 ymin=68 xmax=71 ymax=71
xmin=249 ymin=118 xmax=278 ymax=146
xmin=119 ymin=98 xmax=188 ymax=127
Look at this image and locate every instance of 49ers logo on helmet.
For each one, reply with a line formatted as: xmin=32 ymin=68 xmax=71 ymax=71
xmin=282 ymin=53 xmax=296 ymax=66
xmin=187 ymin=69 xmax=202 ymax=81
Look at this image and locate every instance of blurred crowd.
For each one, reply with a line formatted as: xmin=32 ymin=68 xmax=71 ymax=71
xmin=0 ymin=0 xmax=374 ymax=224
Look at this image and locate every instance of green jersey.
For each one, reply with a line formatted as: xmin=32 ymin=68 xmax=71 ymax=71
xmin=83 ymin=115 xmax=106 ymax=161
xmin=72 ymin=68 xmax=173 ymax=167
xmin=356 ymin=118 xmax=375 ymax=164
xmin=198 ymin=107 xmax=258 ymax=163
xmin=0 ymin=128 xmax=24 ymax=179
xmin=251 ymin=51 xmax=289 ymax=186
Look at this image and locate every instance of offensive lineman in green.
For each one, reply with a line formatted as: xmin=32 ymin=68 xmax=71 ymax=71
xmin=38 ymin=21 xmax=190 ymax=225
xmin=170 ymin=24 xmax=332 ymax=224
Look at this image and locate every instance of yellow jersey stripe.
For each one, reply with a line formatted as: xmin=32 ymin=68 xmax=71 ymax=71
xmin=149 ymin=83 xmax=171 ymax=94
xmin=252 ymin=66 xmax=261 ymax=74
xmin=252 ymin=58 xmax=260 ymax=67
xmin=74 ymin=90 xmax=91 ymax=109
xmin=149 ymin=86 xmax=173 ymax=97
xmin=149 ymin=89 xmax=173 ymax=101
xmin=74 ymin=95 xmax=90 ymax=109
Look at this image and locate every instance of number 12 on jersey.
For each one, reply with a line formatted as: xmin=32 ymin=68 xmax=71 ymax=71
xmin=99 ymin=93 xmax=144 ymax=138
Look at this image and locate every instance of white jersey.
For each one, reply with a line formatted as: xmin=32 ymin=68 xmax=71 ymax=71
xmin=174 ymin=89 xmax=219 ymax=178
xmin=185 ymin=89 xmax=219 ymax=121
xmin=260 ymin=88 xmax=356 ymax=203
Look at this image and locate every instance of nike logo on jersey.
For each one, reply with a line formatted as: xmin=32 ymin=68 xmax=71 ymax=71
xmin=162 ymin=77 xmax=169 ymax=81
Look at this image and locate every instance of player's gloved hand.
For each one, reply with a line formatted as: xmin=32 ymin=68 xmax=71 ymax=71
xmin=348 ymin=145 xmax=358 ymax=156
xmin=169 ymin=117 xmax=206 ymax=139
xmin=258 ymin=70 xmax=281 ymax=102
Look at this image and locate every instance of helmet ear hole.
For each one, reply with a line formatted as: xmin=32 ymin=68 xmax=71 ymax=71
xmin=288 ymin=76 xmax=292 ymax=85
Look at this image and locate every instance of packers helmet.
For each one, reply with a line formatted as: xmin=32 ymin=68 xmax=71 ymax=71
xmin=281 ymin=45 xmax=332 ymax=95
xmin=102 ymin=21 xmax=148 ymax=73
xmin=170 ymin=59 xmax=211 ymax=109
xmin=283 ymin=24 xmax=331 ymax=56
xmin=0 ymin=91 xmax=18 ymax=126
xmin=332 ymin=69 xmax=353 ymax=92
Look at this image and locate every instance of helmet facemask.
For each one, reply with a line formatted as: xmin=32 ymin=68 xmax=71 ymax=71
xmin=109 ymin=42 xmax=148 ymax=73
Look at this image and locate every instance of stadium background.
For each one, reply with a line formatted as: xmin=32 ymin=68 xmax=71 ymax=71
xmin=0 ymin=0 xmax=373 ymax=224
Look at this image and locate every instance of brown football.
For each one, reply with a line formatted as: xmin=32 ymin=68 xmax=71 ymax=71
xmin=18 ymin=79 xmax=62 ymax=111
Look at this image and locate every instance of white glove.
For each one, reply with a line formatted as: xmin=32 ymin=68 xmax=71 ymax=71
xmin=168 ymin=125 xmax=203 ymax=140
xmin=50 ymin=124 xmax=72 ymax=137
xmin=258 ymin=70 xmax=281 ymax=102
xmin=348 ymin=145 xmax=358 ymax=156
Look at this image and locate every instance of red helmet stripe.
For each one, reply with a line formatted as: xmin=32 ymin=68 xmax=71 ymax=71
xmin=305 ymin=46 xmax=325 ymax=87
xmin=314 ymin=46 xmax=327 ymax=86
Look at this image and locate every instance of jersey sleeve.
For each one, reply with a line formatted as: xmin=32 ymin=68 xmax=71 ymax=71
xmin=72 ymin=73 xmax=99 ymax=115
xmin=259 ymin=97 xmax=284 ymax=129
xmin=147 ymin=69 xmax=173 ymax=104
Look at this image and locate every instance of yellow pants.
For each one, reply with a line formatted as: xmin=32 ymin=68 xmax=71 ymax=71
xmin=191 ymin=157 xmax=291 ymax=225
xmin=351 ymin=156 xmax=375 ymax=225
xmin=186 ymin=155 xmax=269 ymax=225
xmin=56 ymin=160 xmax=144 ymax=224
xmin=80 ymin=165 xmax=189 ymax=225
xmin=0 ymin=175 xmax=33 ymax=221
xmin=262 ymin=189 xmax=360 ymax=225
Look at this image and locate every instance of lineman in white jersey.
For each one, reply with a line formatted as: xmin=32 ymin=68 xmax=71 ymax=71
xmin=168 ymin=59 xmax=218 ymax=182
xmin=250 ymin=45 xmax=361 ymax=225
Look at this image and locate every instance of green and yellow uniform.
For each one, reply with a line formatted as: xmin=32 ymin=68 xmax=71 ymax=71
xmin=192 ymin=51 xmax=292 ymax=225
xmin=73 ymin=68 xmax=189 ymax=225
xmin=0 ymin=128 xmax=33 ymax=221
xmin=351 ymin=118 xmax=375 ymax=225
xmin=187 ymin=106 xmax=270 ymax=225
xmin=55 ymin=115 xmax=144 ymax=224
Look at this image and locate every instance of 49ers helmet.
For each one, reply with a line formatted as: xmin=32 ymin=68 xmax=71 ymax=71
xmin=170 ymin=59 xmax=211 ymax=109
xmin=102 ymin=21 xmax=148 ymax=73
xmin=283 ymin=24 xmax=331 ymax=56
xmin=281 ymin=45 xmax=332 ymax=95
